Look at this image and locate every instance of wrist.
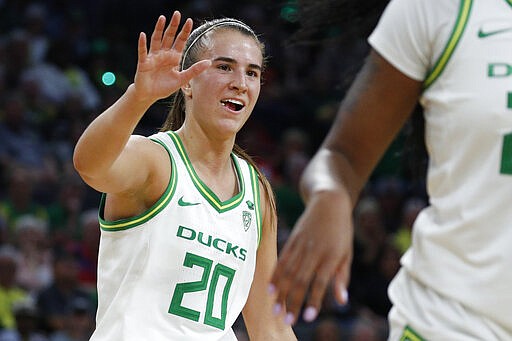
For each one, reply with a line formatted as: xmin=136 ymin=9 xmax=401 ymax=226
xmin=125 ymin=84 xmax=157 ymax=110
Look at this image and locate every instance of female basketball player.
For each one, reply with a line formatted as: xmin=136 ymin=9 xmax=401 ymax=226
xmin=73 ymin=11 xmax=296 ymax=340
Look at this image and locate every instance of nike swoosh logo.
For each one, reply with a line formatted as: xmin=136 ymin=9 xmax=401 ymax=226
xmin=478 ymin=27 xmax=512 ymax=38
xmin=178 ymin=196 xmax=200 ymax=206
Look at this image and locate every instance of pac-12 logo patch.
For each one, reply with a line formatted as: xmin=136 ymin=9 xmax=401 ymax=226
xmin=242 ymin=211 xmax=252 ymax=231
xmin=246 ymin=200 xmax=254 ymax=210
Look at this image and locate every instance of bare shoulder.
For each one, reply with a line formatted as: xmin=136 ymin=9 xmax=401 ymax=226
xmin=104 ymin=134 xmax=172 ymax=220
xmin=127 ymin=134 xmax=165 ymax=153
xmin=129 ymin=134 xmax=171 ymax=185
xmin=127 ymin=134 xmax=170 ymax=166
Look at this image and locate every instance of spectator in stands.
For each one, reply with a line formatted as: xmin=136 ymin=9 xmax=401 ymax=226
xmin=35 ymin=251 xmax=94 ymax=334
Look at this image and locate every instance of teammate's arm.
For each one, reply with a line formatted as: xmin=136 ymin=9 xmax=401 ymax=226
xmin=270 ymin=49 xmax=423 ymax=323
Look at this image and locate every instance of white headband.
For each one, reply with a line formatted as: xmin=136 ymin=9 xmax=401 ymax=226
xmin=180 ymin=20 xmax=255 ymax=70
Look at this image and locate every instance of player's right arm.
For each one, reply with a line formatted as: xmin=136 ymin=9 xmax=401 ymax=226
xmin=73 ymin=12 xmax=210 ymax=196
xmin=73 ymin=87 xmax=156 ymax=195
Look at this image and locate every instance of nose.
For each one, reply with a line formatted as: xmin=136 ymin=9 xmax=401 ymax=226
xmin=229 ymin=71 xmax=248 ymax=93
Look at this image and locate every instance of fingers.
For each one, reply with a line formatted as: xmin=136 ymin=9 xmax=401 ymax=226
xmin=282 ymin=257 xmax=317 ymax=324
xmin=173 ymin=18 xmax=193 ymax=52
xmin=270 ymin=231 xmax=352 ymax=326
xmin=146 ymin=12 xmax=193 ymax=60
xmin=149 ymin=12 xmax=192 ymax=52
xmin=301 ymin=252 xmax=351 ymax=323
xmin=149 ymin=15 xmax=166 ymax=54
xmin=332 ymin=262 xmax=350 ymax=305
xmin=302 ymin=259 xmax=341 ymax=322
xmin=161 ymin=11 xmax=181 ymax=50
xmin=137 ymin=32 xmax=147 ymax=64
xmin=180 ymin=59 xmax=211 ymax=82
xmin=269 ymin=235 xmax=300 ymax=300
xmin=270 ymin=236 xmax=315 ymax=325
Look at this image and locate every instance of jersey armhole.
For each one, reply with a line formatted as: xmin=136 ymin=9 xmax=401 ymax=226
xmin=423 ymin=0 xmax=473 ymax=89
xmin=98 ymin=137 xmax=177 ymax=232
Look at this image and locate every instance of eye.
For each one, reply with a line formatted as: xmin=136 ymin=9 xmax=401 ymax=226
xmin=247 ymin=70 xmax=260 ymax=78
xmin=217 ymin=64 xmax=231 ymax=71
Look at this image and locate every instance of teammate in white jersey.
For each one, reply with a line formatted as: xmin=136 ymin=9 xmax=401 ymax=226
xmin=73 ymin=10 xmax=296 ymax=341
xmin=270 ymin=0 xmax=512 ymax=339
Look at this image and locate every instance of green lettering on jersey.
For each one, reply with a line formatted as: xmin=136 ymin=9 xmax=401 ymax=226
xmin=204 ymin=263 xmax=235 ymax=330
xmin=488 ymin=63 xmax=512 ymax=77
xmin=176 ymin=225 xmax=248 ymax=261
xmin=169 ymin=252 xmax=212 ymax=322
xmin=213 ymin=238 xmax=226 ymax=252
xmin=169 ymin=253 xmax=236 ymax=330
xmin=177 ymin=225 xmax=196 ymax=240
xmin=239 ymin=249 xmax=247 ymax=261
xmin=501 ymin=133 xmax=512 ymax=175
xmin=225 ymin=243 xmax=239 ymax=258
xmin=198 ymin=232 xmax=212 ymax=247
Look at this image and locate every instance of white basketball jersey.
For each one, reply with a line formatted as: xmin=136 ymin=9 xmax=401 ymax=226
xmin=90 ymin=131 xmax=262 ymax=341
xmin=370 ymin=0 xmax=512 ymax=331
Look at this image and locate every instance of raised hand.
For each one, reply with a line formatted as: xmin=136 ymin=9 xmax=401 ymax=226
xmin=132 ymin=11 xmax=211 ymax=104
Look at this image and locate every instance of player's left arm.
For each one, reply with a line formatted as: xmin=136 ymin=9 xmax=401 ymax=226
xmin=242 ymin=182 xmax=297 ymax=341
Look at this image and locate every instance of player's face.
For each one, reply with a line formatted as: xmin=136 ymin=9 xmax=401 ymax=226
xmin=185 ymin=30 xmax=263 ymax=138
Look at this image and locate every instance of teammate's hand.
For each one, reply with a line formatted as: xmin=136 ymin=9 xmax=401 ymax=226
xmin=132 ymin=11 xmax=211 ymax=104
xmin=269 ymin=192 xmax=353 ymax=325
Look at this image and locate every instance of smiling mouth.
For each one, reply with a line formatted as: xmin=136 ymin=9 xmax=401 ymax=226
xmin=221 ymin=99 xmax=244 ymax=112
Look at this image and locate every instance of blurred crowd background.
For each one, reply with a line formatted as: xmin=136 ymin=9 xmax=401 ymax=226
xmin=0 ymin=0 xmax=429 ymax=340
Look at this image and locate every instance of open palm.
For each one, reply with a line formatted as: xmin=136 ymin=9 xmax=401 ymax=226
xmin=133 ymin=12 xmax=210 ymax=103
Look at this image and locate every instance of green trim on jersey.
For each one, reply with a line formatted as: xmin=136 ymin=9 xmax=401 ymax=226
xmin=248 ymin=164 xmax=262 ymax=246
xmin=167 ymin=131 xmax=245 ymax=213
xmin=423 ymin=0 xmax=473 ymax=89
xmin=399 ymin=325 xmax=426 ymax=341
xmin=98 ymin=138 xmax=177 ymax=231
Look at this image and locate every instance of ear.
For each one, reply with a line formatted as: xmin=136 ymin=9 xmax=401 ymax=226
xmin=182 ymin=83 xmax=192 ymax=97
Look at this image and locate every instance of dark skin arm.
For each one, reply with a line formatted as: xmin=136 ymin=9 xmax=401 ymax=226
xmin=269 ymin=49 xmax=423 ymax=324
